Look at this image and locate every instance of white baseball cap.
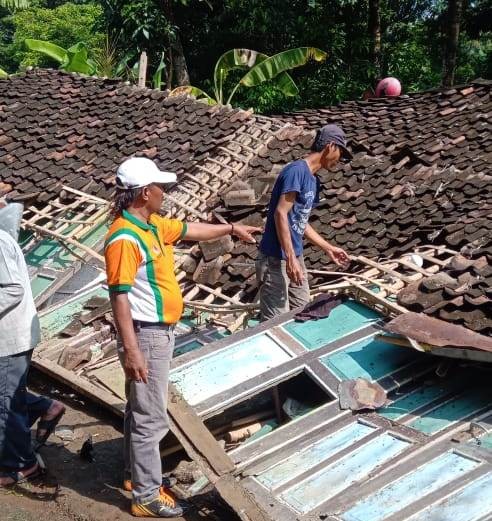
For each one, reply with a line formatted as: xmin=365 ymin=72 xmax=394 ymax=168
xmin=116 ymin=157 xmax=177 ymax=189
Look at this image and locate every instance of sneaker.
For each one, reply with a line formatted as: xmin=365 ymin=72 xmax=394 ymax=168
xmin=123 ymin=474 xmax=177 ymax=492
xmin=131 ymin=488 xmax=187 ymax=518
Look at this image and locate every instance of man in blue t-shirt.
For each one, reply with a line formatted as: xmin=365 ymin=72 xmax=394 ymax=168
xmin=256 ymin=124 xmax=352 ymax=321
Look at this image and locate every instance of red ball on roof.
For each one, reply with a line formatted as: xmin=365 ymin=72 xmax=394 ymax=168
xmin=375 ymin=77 xmax=401 ymax=97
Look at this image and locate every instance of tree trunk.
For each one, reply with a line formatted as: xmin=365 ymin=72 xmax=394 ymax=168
xmin=161 ymin=0 xmax=190 ymax=88
xmin=166 ymin=47 xmax=173 ymax=90
xmin=442 ymin=0 xmax=463 ymax=87
xmin=368 ymin=0 xmax=381 ymax=79
xmin=171 ymin=34 xmax=190 ymax=86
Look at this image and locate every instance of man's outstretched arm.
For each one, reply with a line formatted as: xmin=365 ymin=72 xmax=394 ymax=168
xmin=183 ymin=222 xmax=261 ymax=243
xmin=304 ymin=223 xmax=350 ymax=268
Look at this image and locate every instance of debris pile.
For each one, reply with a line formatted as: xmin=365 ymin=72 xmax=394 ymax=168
xmin=397 ymin=253 xmax=492 ymax=334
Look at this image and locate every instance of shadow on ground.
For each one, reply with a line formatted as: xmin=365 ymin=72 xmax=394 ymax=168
xmin=0 ymin=368 xmax=236 ymax=521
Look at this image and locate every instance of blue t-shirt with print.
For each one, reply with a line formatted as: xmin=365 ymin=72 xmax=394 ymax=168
xmin=260 ymin=159 xmax=320 ymax=259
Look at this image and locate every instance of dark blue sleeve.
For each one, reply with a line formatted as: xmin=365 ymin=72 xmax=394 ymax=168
xmin=277 ymin=164 xmax=306 ymax=196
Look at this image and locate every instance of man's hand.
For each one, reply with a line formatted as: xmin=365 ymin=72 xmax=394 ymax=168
xmin=286 ymin=256 xmax=304 ymax=286
xmin=232 ymin=224 xmax=262 ymax=243
xmin=123 ymin=347 xmax=148 ymax=383
xmin=326 ymin=245 xmax=350 ymax=268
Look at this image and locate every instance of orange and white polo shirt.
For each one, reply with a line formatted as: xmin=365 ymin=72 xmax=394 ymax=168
xmin=104 ymin=209 xmax=187 ymax=324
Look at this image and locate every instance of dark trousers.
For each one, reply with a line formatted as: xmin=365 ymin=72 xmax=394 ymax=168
xmin=0 ymin=349 xmax=52 ymax=470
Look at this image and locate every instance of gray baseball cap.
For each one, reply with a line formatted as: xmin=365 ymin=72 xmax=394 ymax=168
xmin=311 ymin=124 xmax=353 ymax=161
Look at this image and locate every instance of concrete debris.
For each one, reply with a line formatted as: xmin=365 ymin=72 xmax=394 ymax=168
xmin=200 ymin=235 xmax=235 ymax=261
xmin=223 ymin=189 xmax=257 ymax=207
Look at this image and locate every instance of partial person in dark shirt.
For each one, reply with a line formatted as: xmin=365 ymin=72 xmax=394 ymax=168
xmin=256 ymin=124 xmax=352 ymax=321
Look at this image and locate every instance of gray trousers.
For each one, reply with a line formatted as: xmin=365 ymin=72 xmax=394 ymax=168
xmin=256 ymin=252 xmax=310 ymax=321
xmin=117 ymin=327 xmax=175 ymax=504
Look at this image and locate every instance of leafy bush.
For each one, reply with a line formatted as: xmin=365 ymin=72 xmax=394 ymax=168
xmin=9 ymin=2 xmax=104 ymax=69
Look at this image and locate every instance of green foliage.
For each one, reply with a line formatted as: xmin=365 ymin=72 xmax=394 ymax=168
xmin=25 ymin=38 xmax=96 ymax=73
xmin=239 ymin=48 xmax=326 ymax=91
xmin=385 ymin=22 xmax=441 ymax=91
xmin=171 ymin=85 xmax=216 ymax=104
xmin=92 ymin=34 xmax=125 ymax=78
xmin=152 ymin=51 xmax=166 ymax=89
xmin=8 ymin=3 xmax=104 ymax=70
xmin=455 ymin=32 xmax=492 ymax=83
xmin=213 ymin=48 xmax=301 ymax=104
xmin=0 ymin=65 xmax=7 ymax=77
xmin=172 ymin=46 xmax=326 ymax=107
xmin=0 ymin=0 xmax=28 ymax=8
xmin=0 ymin=0 xmax=490 ymax=112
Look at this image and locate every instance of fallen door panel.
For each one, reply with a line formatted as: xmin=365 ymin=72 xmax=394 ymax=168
xmin=342 ymin=450 xmax=481 ymax=521
xmin=408 ymin=388 xmax=491 ymax=435
xmin=406 ymin=472 xmax=492 ymax=521
xmin=282 ymin=301 xmax=380 ymax=351
xmin=277 ymin=433 xmax=411 ymax=514
xmin=257 ymin=421 xmax=376 ymax=490
xmin=321 ymin=335 xmax=418 ymax=381
xmin=170 ymin=333 xmax=292 ymax=406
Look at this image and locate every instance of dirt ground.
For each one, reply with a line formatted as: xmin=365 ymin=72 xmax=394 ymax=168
xmin=0 ymin=369 xmax=237 ymax=521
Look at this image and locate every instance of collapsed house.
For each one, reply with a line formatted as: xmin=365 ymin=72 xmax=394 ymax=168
xmin=0 ymin=69 xmax=491 ymax=520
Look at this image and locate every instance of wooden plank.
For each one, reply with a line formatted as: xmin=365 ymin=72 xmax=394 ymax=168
xmin=240 ymin=478 xmax=300 ymax=521
xmin=241 ymin=412 xmax=364 ymax=478
xmin=138 ymin=51 xmax=147 ymax=88
xmin=168 ymin=383 xmax=235 ymax=476
xmin=61 ymin=185 xmax=109 ymax=205
xmin=80 ymin=302 xmax=113 ymax=325
xmin=166 ymin=192 xmax=208 ymax=220
xmin=23 ymin=221 xmax=105 ymax=263
xmin=232 ymin=402 xmax=346 ymax=469
xmin=89 ymin=363 xmax=126 ymax=400
xmin=355 ymin=256 xmax=414 ymax=283
xmin=347 ymin=281 xmax=408 ymax=315
xmin=268 ymin=326 xmax=307 ymax=357
xmin=32 ymin=355 xmax=125 ymax=415
xmin=167 ymin=385 xmax=274 ymax=520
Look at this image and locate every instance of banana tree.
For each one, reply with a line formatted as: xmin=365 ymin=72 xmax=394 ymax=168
xmin=170 ymin=47 xmax=327 ymax=106
xmin=25 ymin=39 xmax=96 ymax=75
xmin=0 ymin=0 xmax=29 ymax=7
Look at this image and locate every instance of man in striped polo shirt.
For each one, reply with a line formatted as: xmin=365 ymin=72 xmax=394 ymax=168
xmin=105 ymin=157 xmax=260 ymax=518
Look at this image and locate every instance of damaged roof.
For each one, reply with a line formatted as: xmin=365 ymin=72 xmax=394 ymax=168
xmin=0 ymin=68 xmax=255 ymax=202
xmin=1 ymin=69 xmax=491 ymax=338
xmin=278 ymin=80 xmax=491 ymax=166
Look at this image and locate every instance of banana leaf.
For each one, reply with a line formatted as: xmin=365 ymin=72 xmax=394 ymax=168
xmin=152 ymin=52 xmax=166 ymax=90
xmin=65 ymin=42 xmax=96 ymax=74
xmin=25 ymin=39 xmax=68 ymax=65
xmin=240 ymin=47 xmax=327 ymax=89
xmin=214 ymin=48 xmax=297 ymax=104
xmin=0 ymin=0 xmax=29 ymax=8
xmin=25 ymin=39 xmax=95 ymax=74
xmin=169 ymin=86 xmax=216 ymax=105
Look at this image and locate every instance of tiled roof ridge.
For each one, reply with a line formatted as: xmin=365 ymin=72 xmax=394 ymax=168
xmin=4 ymin=67 xmax=258 ymax=121
xmin=278 ymin=78 xmax=491 ymax=116
xmin=1 ymin=67 xmax=291 ymax=203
